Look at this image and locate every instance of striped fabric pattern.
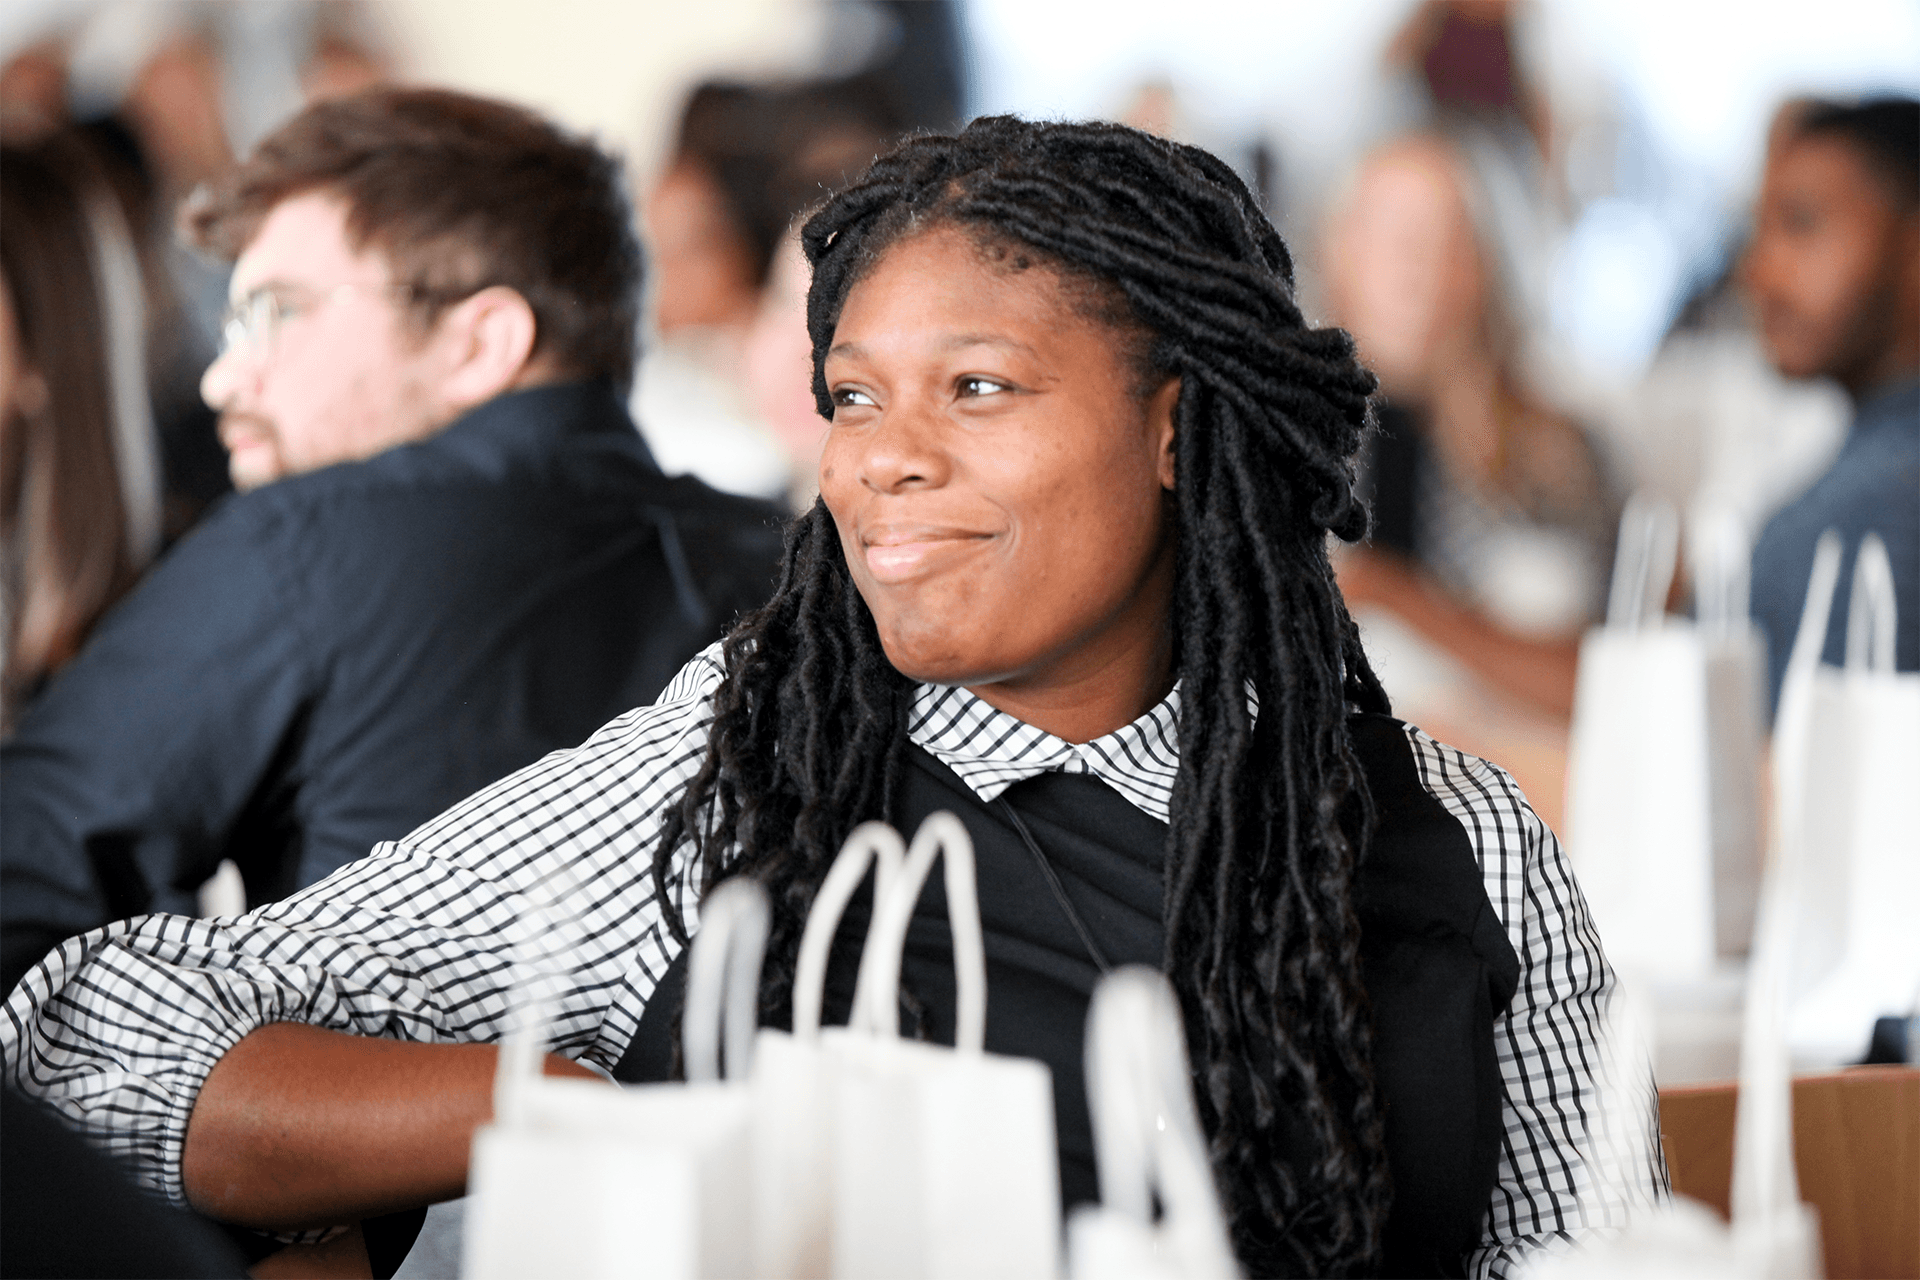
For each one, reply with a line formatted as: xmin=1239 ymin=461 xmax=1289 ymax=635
xmin=910 ymin=679 xmax=1183 ymax=821
xmin=1 ymin=644 xmax=1654 ymax=1276
xmin=1403 ymin=725 xmax=1666 ymax=1277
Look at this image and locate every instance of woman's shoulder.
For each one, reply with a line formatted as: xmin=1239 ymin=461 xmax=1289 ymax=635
xmin=1369 ymin=717 xmax=1540 ymax=829
xmin=1347 ymin=713 xmax=1558 ymax=911
xmin=1349 ymin=712 xmax=1534 ymax=816
xmin=652 ymin=640 xmax=731 ymax=706
xmin=537 ymin=641 xmax=728 ymax=759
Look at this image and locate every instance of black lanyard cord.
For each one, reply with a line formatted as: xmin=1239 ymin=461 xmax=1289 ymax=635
xmin=997 ymin=798 xmax=1113 ymax=974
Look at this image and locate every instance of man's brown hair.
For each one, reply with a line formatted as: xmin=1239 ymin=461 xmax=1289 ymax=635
xmin=184 ymin=86 xmax=641 ymax=387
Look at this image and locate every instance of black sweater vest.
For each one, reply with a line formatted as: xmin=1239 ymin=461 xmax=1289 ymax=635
xmin=617 ymin=714 xmax=1519 ymax=1277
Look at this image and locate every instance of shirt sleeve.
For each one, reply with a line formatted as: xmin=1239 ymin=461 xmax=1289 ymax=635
xmin=0 ymin=644 xmax=728 ymax=1209
xmin=1401 ymin=725 xmax=1668 ymax=1280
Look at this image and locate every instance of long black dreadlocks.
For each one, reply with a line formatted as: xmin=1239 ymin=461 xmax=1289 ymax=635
xmin=652 ymin=115 xmax=1395 ymax=1277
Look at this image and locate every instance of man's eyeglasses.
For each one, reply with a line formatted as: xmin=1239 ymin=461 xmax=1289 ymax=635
xmin=217 ymin=283 xmax=447 ymax=358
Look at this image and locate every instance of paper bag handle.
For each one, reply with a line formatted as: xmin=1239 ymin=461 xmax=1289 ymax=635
xmin=1845 ymin=533 xmax=1897 ymax=675
xmin=850 ymin=812 xmax=987 ymax=1053
xmin=1736 ymin=533 xmax=1845 ymax=1230
xmin=1768 ymin=531 xmax=1842 ymax=931
xmin=683 ymin=877 xmax=771 ymax=1083
xmin=1084 ymin=967 xmax=1238 ymax=1277
xmin=1605 ymin=493 xmax=1679 ymax=632
xmin=490 ymin=859 xmax=600 ymax=1126
xmin=1690 ymin=506 xmax=1751 ymax=637
xmin=1784 ymin=529 xmax=1844 ymax=681
xmin=791 ymin=821 xmax=906 ymax=1040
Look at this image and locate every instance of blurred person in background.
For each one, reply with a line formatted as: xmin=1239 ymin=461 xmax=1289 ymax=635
xmin=0 ymin=86 xmax=783 ymax=996
xmin=79 ymin=111 xmax=238 ymax=539
xmin=636 ymin=74 xmax=907 ymax=506
xmin=742 ymin=225 xmax=835 ymax=508
xmin=2 ymin=1084 xmax=248 ymax=1278
xmin=1 ymin=3 xmax=394 ymax=546
xmin=0 ymin=124 xmax=163 ymax=735
xmin=1744 ymin=96 xmax=1919 ymax=712
xmin=1325 ymin=129 xmax=1620 ymax=723
xmin=1307 ymin=2 xmax=1623 ymax=829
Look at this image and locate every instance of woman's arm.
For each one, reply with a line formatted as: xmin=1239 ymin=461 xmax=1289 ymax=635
xmin=1337 ymin=548 xmax=1582 ymax=718
xmin=1 ymin=646 xmax=729 ymax=1225
xmin=183 ymin=1023 xmax=600 ymax=1229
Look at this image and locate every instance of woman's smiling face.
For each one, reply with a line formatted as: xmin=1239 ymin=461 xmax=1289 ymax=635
xmin=819 ymin=225 xmax=1180 ymax=725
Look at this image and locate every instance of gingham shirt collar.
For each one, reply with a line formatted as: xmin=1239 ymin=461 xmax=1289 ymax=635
xmin=907 ymin=681 xmax=1182 ymax=823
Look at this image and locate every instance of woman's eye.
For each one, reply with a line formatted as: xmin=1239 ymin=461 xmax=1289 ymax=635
xmin=956 ymin=376 xmax=1010 ymax=398
xmin=831 ymin=386 xmax=876 ymax=409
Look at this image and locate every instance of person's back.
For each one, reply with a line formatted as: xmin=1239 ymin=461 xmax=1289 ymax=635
xmin=1743 ymin=96 xmax=1920 ymax=710
xmin=2 ymin=382 xmax=777 ymax=955
xmin=0 ymin=89 xmax=783 ymax=990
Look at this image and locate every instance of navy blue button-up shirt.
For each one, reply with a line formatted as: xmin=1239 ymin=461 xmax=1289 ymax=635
xmin=1751 ymin=377 xmax=1920 ymax=715
xmin=0 ymin=380 xmax=784 ymax=990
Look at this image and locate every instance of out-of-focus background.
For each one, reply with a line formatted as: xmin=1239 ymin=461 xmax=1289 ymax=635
xmin=3 ymin=0 xmax=1916 ymax=828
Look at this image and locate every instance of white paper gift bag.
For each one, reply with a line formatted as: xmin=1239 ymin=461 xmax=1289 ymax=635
xmin=746 ymin=820 xmax=907 ymax=1279
xmin=1068 ymin=966 xmax=1238 ymax=1280
xmin=1773 ymin=532 xmax=1920 ymax=1066
xmin=1518 ymin=902 xmax=1821 ymax=1280
xmin=463 ymin=876 xmax=769 ymax=1280
xmin=1567 ymin=495 xmax=1767 ymax=981
xmin=829 ymin=811 xmax=1062 ymax=1280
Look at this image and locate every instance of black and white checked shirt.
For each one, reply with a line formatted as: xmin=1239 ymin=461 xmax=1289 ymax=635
xmin=2 ymin=644 xmax=1655 ymax=1277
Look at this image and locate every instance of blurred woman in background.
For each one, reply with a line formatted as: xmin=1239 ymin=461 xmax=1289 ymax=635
xmin=1 ymin=126 xmax=162 ymax=730
xmin=1322 ymin=127 xmax=1623 ymax=827
xmin=636 ymin=75 xmax=907 ymax=506
xmin=1326 ymin=129 xmax=1621 ymax=720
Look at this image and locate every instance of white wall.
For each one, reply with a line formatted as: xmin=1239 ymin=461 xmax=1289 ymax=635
xmin=369 ymin=0 xmax=827 ymax=182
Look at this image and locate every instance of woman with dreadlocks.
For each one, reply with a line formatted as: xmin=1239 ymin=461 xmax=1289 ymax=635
xmin=6 ymin=117 xmax=1650 ymax=1278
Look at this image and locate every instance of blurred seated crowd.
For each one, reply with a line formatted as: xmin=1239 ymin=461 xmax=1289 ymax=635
xmin=0 ymin=0 xmax=1913 ymax=1273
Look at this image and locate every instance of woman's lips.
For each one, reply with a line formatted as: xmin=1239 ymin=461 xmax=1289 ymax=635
xmin=861 ymin=528 xmax=992 ymax=584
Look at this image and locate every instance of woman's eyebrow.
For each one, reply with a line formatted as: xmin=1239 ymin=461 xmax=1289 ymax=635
xmin=827 ymin=333 xmax=1039 ymax=360
xmin=940 ymin=333 xmax=1037 ymax=356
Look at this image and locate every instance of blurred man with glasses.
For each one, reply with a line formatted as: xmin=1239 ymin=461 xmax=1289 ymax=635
xmin=0 ymin=88 xmax=783 ymax=994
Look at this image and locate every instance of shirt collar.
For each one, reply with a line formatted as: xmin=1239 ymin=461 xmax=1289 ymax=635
xmin=907 ymin=681 xmax=1183 ymax=824
xmin=423 ymin=378 xmax=659 ymax=475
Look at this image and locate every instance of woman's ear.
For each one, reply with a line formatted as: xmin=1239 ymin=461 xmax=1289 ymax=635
xmin=1151 ymin=376 xmax=1180 ymax=490
xmin=434 ymin=286 xmax=540 ymax=411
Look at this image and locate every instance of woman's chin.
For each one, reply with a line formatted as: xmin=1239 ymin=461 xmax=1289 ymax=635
xmin=879 ymin=649 xmax=972 ymax=688
xmin=875 ymin=628 xmax=1006 ymax=690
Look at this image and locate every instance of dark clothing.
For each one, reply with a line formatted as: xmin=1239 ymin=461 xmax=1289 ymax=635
xmin=621 ymin=716 xmax=1520 ymax=1278
xmin=1364 ymin=401 xmax=1431 ymax=561
xmin=1751 ymin=378 xmax=1920 ymax=715
xmin=1358 ymin=401 xmax=1619 ymax=632
xmin=0 ymin=380 xmax=783 ymax=993
xmin=1 ymin=1088 xmax=247 ymax=1278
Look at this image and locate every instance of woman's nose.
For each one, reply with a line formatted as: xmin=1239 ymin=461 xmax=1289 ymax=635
xmin=856 ymin=400 xmax=950 ymax=494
